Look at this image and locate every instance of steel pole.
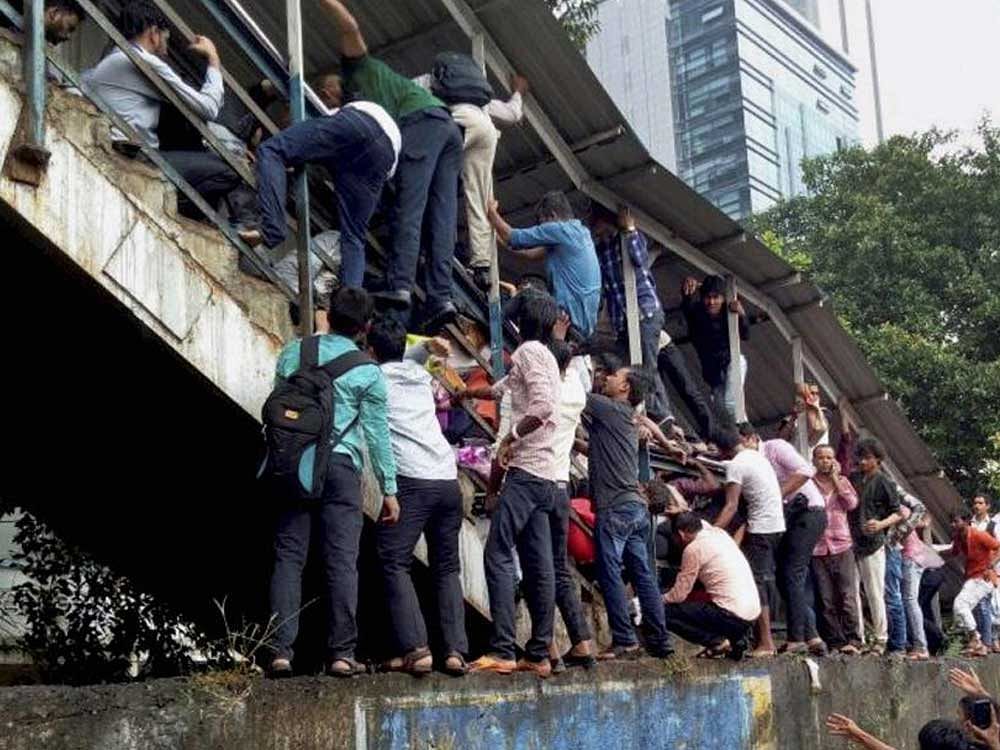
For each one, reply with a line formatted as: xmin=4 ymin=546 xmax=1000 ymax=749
xmin=286 ymin=0 xmax=313 ymax=335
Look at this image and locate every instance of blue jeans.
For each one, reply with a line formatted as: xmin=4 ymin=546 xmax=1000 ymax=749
xmin=884 ymin=546 xmax=906 ymax=652
xmin=254 ymin=108 xmax=394 ymax=287
xmin=974 ymin=595 xmax=995 ymax=647
xmin=595 ymin=500 xmax=672 ymax=654
xmin=390 ymin=108 xmax=463 ymax=307
xmin=901 ymin=557 xmax=926 ymax=651
xmin=269 ymin=455 xmax=363 ymax=662
xmin=484 ymin=468 xmax=556 ymax=661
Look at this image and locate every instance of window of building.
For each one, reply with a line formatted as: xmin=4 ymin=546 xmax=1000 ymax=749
xmin=816 ymin=99 xmax=830 ymax=114
xmin=812 ymin=63 xmax=826 ymax=79
xmin=701 ymin=6 xmax=724 ymax=24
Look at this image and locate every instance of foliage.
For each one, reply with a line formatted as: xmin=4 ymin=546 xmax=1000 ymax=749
xmin=545 ymin=0 xmax=601 ymax=49
xmin=750 ymin=122 xmax=1000 ymax=497
xmin=0 ymin=503 xmax=218 ymax=685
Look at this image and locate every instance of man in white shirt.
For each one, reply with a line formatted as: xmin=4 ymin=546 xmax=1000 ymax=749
xmin=81 ymin=2 xmax=255 ymax=228
xmin=714 ymin=426 xmax=785 ymax=657
xmin=545 ymin=340 xmax=595 ymax=670
xmin=240 ymin=73 xmax=400 ymax=290
xmin=368 ymin=316 xmax=467 ymax=677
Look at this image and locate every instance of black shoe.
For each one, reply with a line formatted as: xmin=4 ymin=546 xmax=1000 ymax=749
xmin=649 ymin=646 xmax=676 ymax=659
xmin=372 ymin=289 xmax=412 ymax=310
xmin=561 ymin=651 xmax=598 ymax=670
xmin=423 ymin=302 xmax=457 ymax=335
xmin=549 ymin=657 xmax=566 ymax=675
xmin=471 ymin=266 xmax=491 ymax=292
xmin=267 ymin=658 xmax=293 ymax=679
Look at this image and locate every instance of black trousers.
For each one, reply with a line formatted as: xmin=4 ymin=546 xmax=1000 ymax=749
xmin=616 ymin=310 xmax=670 ymax=422
xmin=269 ymin=454 xmax=363 ymax=662
xmin=161 ymin=149 xmax=257 ymax=227
xmin=918 ymin=566 xmax=946 ymax=655
xmin=657 ymin=342 xmax=714 ymax=438
xmin=778 ymin=506 xmax=827 ymax=642
xmin=664 ymin=600 xmax=753 ymax=652
xmin=551 ymin=484 xmax=592 ymax=645
xmin=376 ymin=476 xmax=467 ymax=657
xmin=484 ymin=468 xmax=556 ymax=661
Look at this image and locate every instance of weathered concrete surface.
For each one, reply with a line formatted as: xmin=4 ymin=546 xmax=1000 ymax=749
xmin=1 ymin=656 xmax=994 ymax=750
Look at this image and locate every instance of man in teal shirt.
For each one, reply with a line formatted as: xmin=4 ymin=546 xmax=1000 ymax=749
xmin=320 ymin=0 xmax=463 ymax=332
xmin=268 ymin=286 xmax=398 ymax=678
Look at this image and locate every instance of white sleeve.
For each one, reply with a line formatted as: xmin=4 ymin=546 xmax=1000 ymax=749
xmin=487 ymin=91 xmax=523 ymax=127
xmin=412 ymin=73 xmax=433 ymax=91
xmin=142 ymin=49 xmax=224 ymax=121
xmin=724 ymin=457 xmax=743 ymax=487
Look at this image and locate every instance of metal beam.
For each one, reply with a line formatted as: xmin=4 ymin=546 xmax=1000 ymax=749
xmin=699 ymin=232 xmax=746 ymax=255
xmin=791 ymin=337 xmax=809 ymax=456
xmin=760 ymin=272 xmax=802 ymax=293
xmin=725 ymin=275 xmax=747 ymax=422
xmin=286 ymin=0 xmax=313 ymax=335
xmin=16 ymin=0 xmax=47 ymax=166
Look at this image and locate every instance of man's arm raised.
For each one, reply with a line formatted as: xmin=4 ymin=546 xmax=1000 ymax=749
xmin=319 ymin=0 xmax=367 ymax=57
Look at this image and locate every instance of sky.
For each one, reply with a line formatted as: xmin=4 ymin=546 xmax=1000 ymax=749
xmin=871 ymin=0 xmax=1000 ymax=142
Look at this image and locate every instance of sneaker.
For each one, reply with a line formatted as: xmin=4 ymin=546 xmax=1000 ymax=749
xmin=423 ymin=302 xmax=457 ymax=335
xmin=516 ymin=658 xmax=552 ymax=678
xmin=469 ymin=654 xmax=517 ymax=675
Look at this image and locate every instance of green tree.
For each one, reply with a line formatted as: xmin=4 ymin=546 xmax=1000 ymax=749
xmin=750 ymin=123 xmax=1000 ymax=497
xmin=545 ymin=0 xmax=601 ymax=49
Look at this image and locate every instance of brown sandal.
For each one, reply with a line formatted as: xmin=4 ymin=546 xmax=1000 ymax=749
xmin=382 ymin=647 xmax=433 ymax=676
xmin=443 ymin=652 xmax=469 ymax=677
xmin=327 ymin=657 xmax=367 ymax=678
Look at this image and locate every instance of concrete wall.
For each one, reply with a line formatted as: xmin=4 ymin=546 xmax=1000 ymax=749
xmin=1 ymin=656 xmax=995 ymax=750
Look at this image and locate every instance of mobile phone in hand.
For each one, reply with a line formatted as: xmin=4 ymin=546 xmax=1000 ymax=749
xmin=970 ymin=698 xmax=993 ymax=730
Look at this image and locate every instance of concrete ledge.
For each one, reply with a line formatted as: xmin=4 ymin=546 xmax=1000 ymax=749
xmin=1 ymin=656 xmax=995 ymax=749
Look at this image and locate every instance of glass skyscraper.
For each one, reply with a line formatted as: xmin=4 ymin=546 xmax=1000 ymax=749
xmin=588 ymin=0 xmax=863 ymax=221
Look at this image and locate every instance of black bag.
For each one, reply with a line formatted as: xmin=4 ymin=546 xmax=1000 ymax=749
xmin=258 ymin=336 xmax=372 ymax=500
xmin=430 ymin=51 xmax=493 ymax=107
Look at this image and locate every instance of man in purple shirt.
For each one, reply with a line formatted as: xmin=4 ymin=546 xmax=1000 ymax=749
xmin=459 ymin=292 xmax=562 ymax=678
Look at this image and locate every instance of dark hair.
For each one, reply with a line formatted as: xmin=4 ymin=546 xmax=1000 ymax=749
xmin=713 ymin=427 xmax=742 ymax=454
xmin=517 ymin=273 xmax=549 ymax=293
xmin=588 ymin=201 xmax=617 ymax=226
xmin=287 ymin=301 xmax=301 ymax=328
xmin=327 ymin=286 xmax=373 ymax=337
xmin=367 ymin=315 xmax=407 ymax=364
xmin=548 ymin=340 xmax=573 ymax=373
xmin=644 ymin=477 xmax=672 ymax=514
xmin=535 ymin=191 xmax=574 ymax=222
xmin=47 ymin=0 xmax=83 ymax=14
xmin=737 ymin=422 xmax=758 ymax=439
xmin=592 ymin=351 xmax=623 ymax=377
xmin=674 ymin=512 xmax=704 ymax=535
xmin=856 ymin=437 xmax=886 ymax=461
xmin=120 ymin=1 xmax=169 ymax=39
xmin=623 ymin=366 xmax=654 ymax=407
xmin=700 ymin=275 xmax=726 ymax=298
xmin=515 ymin=291 xmax=558 ymax=344
xmin=952 ymin=507 xmax=974 ymax=523
xmin=918 ymin=718 xmax=980 ymax=750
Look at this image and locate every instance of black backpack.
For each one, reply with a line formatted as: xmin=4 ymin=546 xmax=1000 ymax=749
xmin=430 ymin=51 xmax=494 ymax=107
xmin=259 ymin=336 xmax=372 ymax=500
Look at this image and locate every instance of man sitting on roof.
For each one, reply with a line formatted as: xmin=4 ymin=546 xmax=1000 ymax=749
xmin=81 ymin=1 xmax=256 ymax=230
xmin=319 ymin=0 xmax=463 ymax=334
xmin=488 ymin=191 xmax=602 ymax=342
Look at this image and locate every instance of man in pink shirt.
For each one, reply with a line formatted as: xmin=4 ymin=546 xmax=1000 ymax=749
xmin=662 ymin=512 xmax=761 ymax=659
xmin=459 ymin=293 xmax=562 ymax=678
xmin=811 ymin=444 xmax=862 ymax=654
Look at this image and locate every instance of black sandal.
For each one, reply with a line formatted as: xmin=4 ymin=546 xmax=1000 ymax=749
xmin=327 ymin=657 xmax=367 ymax=678
xmin=562 ymin=650 xmax=598 ymax=669
xmin=442 ymin=652 xmax=469 ymax=677
xmin=597 ymin=645 xmax=642 ymax=661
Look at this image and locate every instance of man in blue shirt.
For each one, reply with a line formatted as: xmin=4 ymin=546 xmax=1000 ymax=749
xmin=268 ymin=286 xmax=399 ymax=678
xmin=487 ymin=191 xmax=601 ymax=340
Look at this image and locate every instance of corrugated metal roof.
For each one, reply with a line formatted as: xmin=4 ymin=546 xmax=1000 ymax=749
xmin=165 ymin=0 xmax=961 ymax=522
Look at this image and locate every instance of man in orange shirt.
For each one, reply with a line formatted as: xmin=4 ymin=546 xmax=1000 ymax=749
xmin=945 ymin=507 xmax=1000 ymax=657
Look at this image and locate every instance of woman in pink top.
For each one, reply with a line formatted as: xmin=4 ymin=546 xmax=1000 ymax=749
xmin=900 ymin=523 xmax=930 ymax=659
xmin=811 ymin=444 xmax=862 ymax=654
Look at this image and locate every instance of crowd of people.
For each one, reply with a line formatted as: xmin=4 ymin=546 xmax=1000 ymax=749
xmin=12 ymin=0 xmax=997 ymax=693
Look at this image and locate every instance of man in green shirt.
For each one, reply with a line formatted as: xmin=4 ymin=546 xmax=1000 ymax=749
xmin=319 ymin=0 xmax=463 ymax=332
xmin=268 ymin=286 xmax=399 ymax=678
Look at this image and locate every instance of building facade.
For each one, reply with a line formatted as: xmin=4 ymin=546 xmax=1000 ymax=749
xmin=588 ymin=0 xmax=865 ymax=221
